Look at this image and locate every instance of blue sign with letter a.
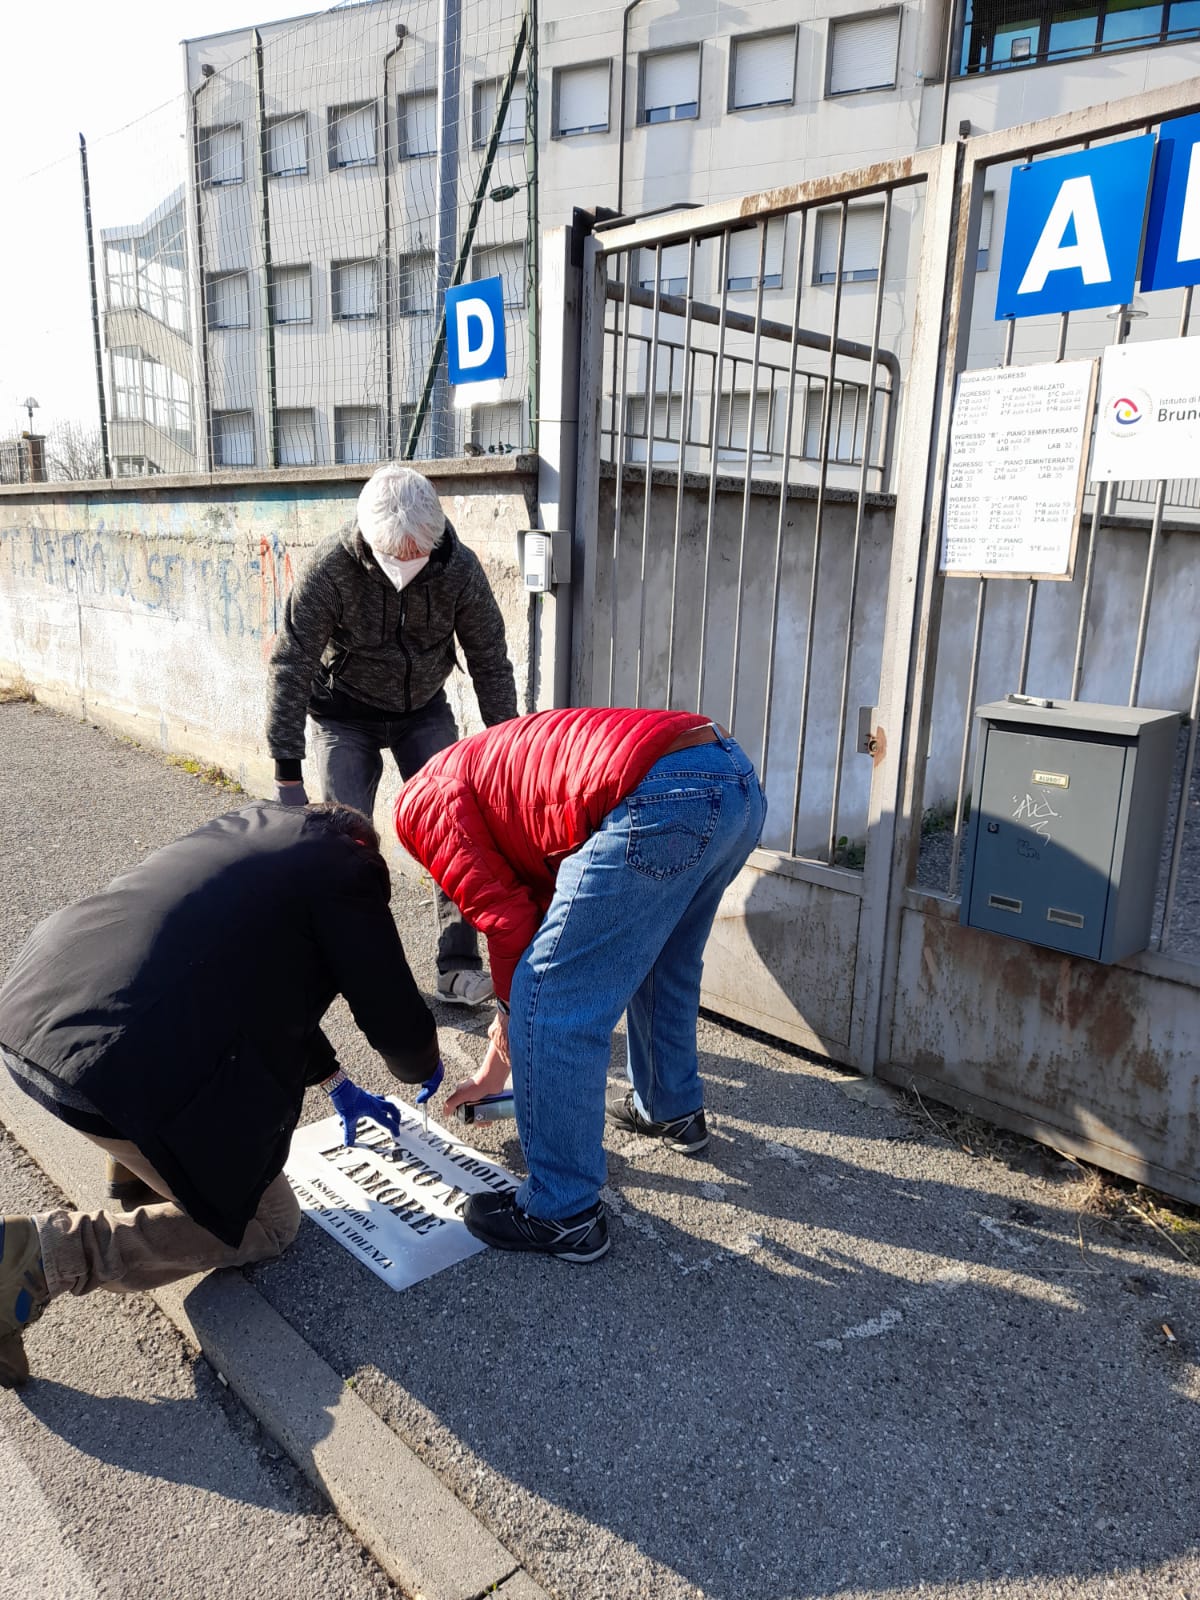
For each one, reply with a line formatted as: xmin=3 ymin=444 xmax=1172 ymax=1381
xmin=445 ymin=276 xmax=507 ymax=385
xmin=1140 ymin=113 xmax=1200 ymax=292
xmin=995 ymin=136 xmax=1156 ymax=320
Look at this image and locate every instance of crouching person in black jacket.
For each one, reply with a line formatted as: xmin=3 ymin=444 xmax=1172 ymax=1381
xmin=0 ymin=800 xmax=439 ymax=1388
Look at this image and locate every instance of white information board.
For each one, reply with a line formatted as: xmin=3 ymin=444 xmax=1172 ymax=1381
xmin=940 ymin=360 xmax=1097 ymax=580
xmin=284 ymin=1100 xmax=517 ymax=1291
xmin=1090 ymin=336 xmax=1200 ymax=483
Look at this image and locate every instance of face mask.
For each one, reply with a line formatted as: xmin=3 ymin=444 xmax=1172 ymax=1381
xmin=372 ymin=549 xmax=430 ymax=591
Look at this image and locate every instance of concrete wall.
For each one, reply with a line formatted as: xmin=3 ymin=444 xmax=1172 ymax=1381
xmin=0 ymin=460 xmax=537 ymax=852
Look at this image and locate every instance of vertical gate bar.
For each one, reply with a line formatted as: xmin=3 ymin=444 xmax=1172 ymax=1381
xmin=607 ymin=254 xmax=635 ymax=707
xmin=1017 ymin=311 xmax=1071 ymax=692
xmin=947 ymin=580 xmax=988 ymax=894
xmin=573 ymin=235 xmax=610 ymax=706
xmin=827 ymin=188 xmax=893 ymax=864
xmin=634 ymin=246 xmax=665 ymax=708
xmin=1159 ymin=639 xmax=1200 ymax=950
xmin=1128 ymin=284 xmax=1193 ymax=707
xmin=666 ymin=237 xmax=698 ymax=709
xmin=696 ymin=230 xmax=731 ymax=714
xmin=760 ymin=208 xmax=808 ymax=785
xmin=1071 ymin=307 xmax=1130 ymax=699
xmin=790 ymin=201 xmax=849 ymax=857
xmin=728 ymin=222 xmax=770 ymax=733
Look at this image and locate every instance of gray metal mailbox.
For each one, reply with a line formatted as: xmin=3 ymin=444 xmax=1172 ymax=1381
xmin=959 ymin=697 xmax=1180 ymax=963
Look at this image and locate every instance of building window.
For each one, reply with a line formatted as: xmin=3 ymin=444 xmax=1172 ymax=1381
xmin=331 ymin=259 xmax=378 ymax=320
xmin=638 ymin=242 xmax=690 ymax=296
xmin=802 ymin=380 xmax=879 ymax=464
xmin=103 ymin=203 xmax=189 ymax=335
xmin=277 ymin=408 xmax=317 ymax=466
xmin=110 ymin=347 xmax=193 ymax=452
xmin=266 ymin=115 xmax=308 ymax=177
xmin=398 ymin=91 xmax=437 ymax=157
xmin=717 ymin=392 xmax=773 ymax=459
xmin=626 ymin=393 xmax=684 ymax=462
xmin=639 ymin=46 xmax=701 ymax=124
xmin=473 ymin=76 xmax=525 ymax=147
xmin=207 ymin=271 xmax=251 ymax=329
xmin=553 ymin=62 xmax=610 ymax=136
xmin=200 ymin=125 xmax=244 ymax=186
xmin=726 ymin=220 xmax=786 ymax=291
xmin=328 ymin=103 xmax=377 ymax=169
xmin=114 ymin=456 xmax=158 ymax=477
xmin=960 ymin=0 xmax=1200 ymax=71
xmin=814 ymin=206 xmax=885 ymax=284
xmin=730 ymin=30 xmax=798 ymax=109
xmin=470 ymin=400 xmax=526 ymax=454
xmin=472 ymin=243 xmax=525 ymax=307
xmin=269 ymin=265 xmax=312 ymax=325
xmin=334 ymin=406 xmax=379 ymax=464
xmin=105 ymin=241 xmax=137 ymax=310
xmin=827 ymin=11 xmax=901 ymax=95
xmin=397 ymin=252 xmax=435 ymax=315
xmin=213 ymin=411 xmax=255 ymax=468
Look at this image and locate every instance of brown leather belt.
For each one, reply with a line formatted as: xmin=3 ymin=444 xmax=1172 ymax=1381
xmin=664 ymin=723 xmax=720 ymax=756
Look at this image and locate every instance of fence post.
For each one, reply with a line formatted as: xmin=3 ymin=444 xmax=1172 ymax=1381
xmin=534 ymin=225 xmax=582 ymax=708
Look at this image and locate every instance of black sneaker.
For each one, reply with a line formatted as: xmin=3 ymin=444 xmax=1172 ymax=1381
xmin=463 ymin=1191 xmax=610 ymax=1263
xmin=606 ymin=1089 xmax=710 ymax=1155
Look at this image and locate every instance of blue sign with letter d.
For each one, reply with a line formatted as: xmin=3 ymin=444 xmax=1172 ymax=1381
xmin=445 ymin=276 xmax=507 ymax=386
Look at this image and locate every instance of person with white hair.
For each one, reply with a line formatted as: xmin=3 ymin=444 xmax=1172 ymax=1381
xmin=266 ymin=463 xmax=517 ymax=1007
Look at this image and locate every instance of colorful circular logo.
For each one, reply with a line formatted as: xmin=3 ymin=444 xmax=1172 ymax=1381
xmin=1104 ymin=386 xmax=1152 ymax=436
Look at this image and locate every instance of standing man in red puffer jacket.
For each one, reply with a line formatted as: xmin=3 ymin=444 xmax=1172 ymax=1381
xmin=394 ymin=707 xmax=767 ymax=1263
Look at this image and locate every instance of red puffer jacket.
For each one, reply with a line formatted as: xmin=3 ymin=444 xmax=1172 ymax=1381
xmin=393 ymin=706 xmax=709 ymax=1000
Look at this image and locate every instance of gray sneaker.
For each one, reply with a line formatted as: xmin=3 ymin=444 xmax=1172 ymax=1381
xmin=436 ymin=970 xmax=494 ymax=1007
xmin=606 ymin=1089 xmax=710 ymax=1154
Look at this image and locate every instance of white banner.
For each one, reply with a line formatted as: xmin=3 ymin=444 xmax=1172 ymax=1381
xmin=1090 ymin=336 xmax=1200 ymax=482
xmin=284 ymin=1101 xmax=517 ymax=1291
xmin=940 ymin=360 xmax=1096 ymax=580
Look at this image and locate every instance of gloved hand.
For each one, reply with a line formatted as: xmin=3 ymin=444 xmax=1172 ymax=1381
xmin=415 ymin=1058 xmax=444 ymax=1107
xmin=327 ymin=1074 xmax=402 ymax=1147
xmin=275 ymin=780 xmax=309 ymax=806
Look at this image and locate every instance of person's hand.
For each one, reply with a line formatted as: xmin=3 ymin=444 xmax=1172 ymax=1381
xmin=445 ymin=1038 xmax=512 ymax=1114
xmin=326 ymin=1074 xmax=402 ymax=1146
xmin=415 ymin=1058 xmax=444 ymax=1107
xmin=275 ymin=780 xmax=309 ymax=807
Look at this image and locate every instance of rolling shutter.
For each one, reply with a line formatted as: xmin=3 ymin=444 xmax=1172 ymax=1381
xmin=829 ymin=12 xmax=900 ymax=94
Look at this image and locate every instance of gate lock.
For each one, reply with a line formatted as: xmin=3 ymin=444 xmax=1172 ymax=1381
xmin=857 ymin=706 xmax=880 ymax=757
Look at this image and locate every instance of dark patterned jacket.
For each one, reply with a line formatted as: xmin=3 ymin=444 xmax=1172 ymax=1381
xmin=266 ymin=519 xmax=517 ymax=765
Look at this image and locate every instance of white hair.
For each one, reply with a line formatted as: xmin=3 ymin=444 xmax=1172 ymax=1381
xmin=357 ymin=465 xmax=446 ymax=557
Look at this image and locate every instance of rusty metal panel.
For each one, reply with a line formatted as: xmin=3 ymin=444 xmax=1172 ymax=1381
xmin=884 ymin=896 xmax=1200 ymax=1205
xmin=701 ymin=856 xmax=861 ymax=1054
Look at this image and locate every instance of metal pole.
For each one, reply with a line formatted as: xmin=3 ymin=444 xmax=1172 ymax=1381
xmin=525 ymin=0 xmax=539 ymax=453
xmin=253 ymin=33 xmax=277 ymax=468
xmin=78 ymin=134 xmax=112 ymax=477
xmin=432 ymin=0 xmax=463 ymax=458
xmin=382 ymin=32 xmax=406 ymax=459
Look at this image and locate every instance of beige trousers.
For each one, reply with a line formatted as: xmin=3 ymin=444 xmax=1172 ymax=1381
xmin=34 ymin=1133 xmax=301 ymax=1300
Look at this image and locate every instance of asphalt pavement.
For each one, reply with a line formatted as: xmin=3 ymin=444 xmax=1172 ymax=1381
xmin=2 ymin=698 xmax=1199 ymax=1600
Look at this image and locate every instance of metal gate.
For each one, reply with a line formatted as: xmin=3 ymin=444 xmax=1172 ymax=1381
xmin=568 ymin=80 xmax=1200 ymax=1203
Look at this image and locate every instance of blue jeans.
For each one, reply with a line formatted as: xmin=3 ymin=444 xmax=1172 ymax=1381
xmin=310 ymin=691 xmax=481 ymax=975
xmin=510 ymin=731 xmax=766 ymax=1220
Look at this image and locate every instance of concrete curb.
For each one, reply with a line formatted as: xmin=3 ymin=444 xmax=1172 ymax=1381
xmin=0 ymin=1058 xmax=552 ymax=1600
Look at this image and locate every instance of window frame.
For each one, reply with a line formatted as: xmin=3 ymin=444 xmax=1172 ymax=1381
xmin=725 ymin=220 xmax=787 ymax=293
xmin=206 ymin=270 xmax=252 ymax=330
xmin=327 ymin=101 xmax=378 ymax=170
xmin=637 ymin=44 xmax=703 ymax=126
xmin=472 ymin=242 xmax=527 ymax=308
xmin=397 ymin=90 xmax=438 ymax=159
xmin=268 ymin=264 xmax=313 ymax=327
xmin=265 ymin=113 xmax=309 ymax=178
xmin=276 ymin=407 xmax=318 ymax=467
xmin=551 ymin=60 xmax=613 ymax=138
xmin=812 ymin=204 xmax=886 ymax=286
xmin=956 ymin=0 xmax=1199 ymax=74
xmin=212 ymin=410 xmax=256 ymax=469
xmin=472 ymin=75 xmax=527 ymax=149
xmin=330 ymin=258 xmax=379 ymax=322
xmin=825 ymin=8 xmax=903 ymax=98
xmin=396 ymin=252 xmax=436 ymax=317
xmin=199 ymin=124 xmax=245 ymax=188
xmin=728 ymin=27 xmax=800 ymax=112
xmin=334 ymin=405 xmax=380 ymax=466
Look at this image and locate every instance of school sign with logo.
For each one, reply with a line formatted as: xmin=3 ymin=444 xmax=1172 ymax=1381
xmin=995 ymin=113 xmax=1200 ymax=320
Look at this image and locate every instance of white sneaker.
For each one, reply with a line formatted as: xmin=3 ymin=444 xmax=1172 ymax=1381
xmin=436 ymin=970 xmax=495 ymax=1007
